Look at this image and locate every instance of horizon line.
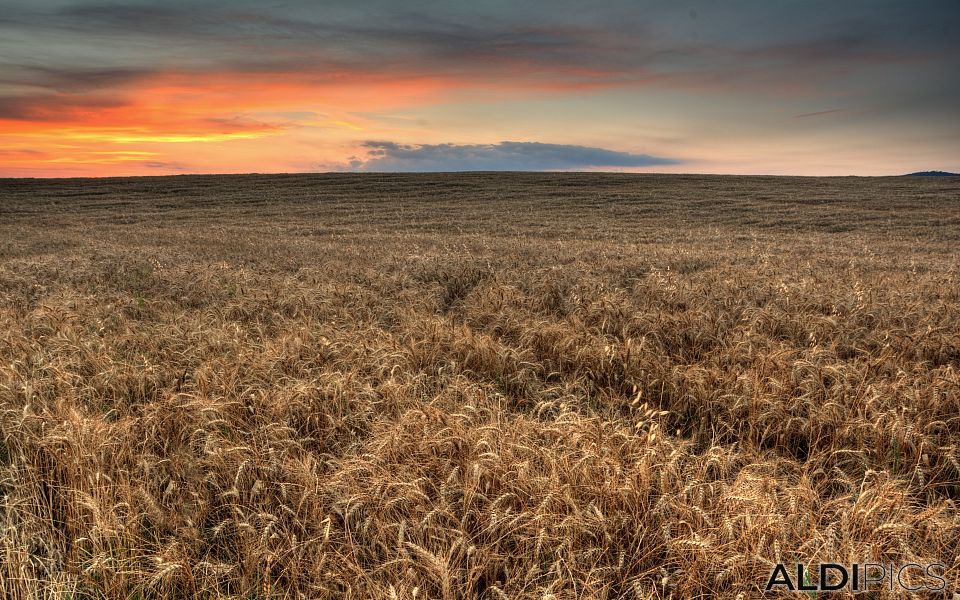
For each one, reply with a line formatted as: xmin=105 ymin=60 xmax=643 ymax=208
xmin=3 ymin=170 xmax=957 ymax=181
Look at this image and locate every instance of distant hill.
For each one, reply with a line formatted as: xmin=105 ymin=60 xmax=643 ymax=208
xmin=903 ymin=170 xmax=958 ymax=176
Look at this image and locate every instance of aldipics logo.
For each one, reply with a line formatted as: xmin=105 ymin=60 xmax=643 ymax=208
xmin=765 ymin=563 xmax=948 ymax=594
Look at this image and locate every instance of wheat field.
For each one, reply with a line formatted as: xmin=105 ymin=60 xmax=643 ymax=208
xmin=1 ymin=173 xmax=958 ymax=598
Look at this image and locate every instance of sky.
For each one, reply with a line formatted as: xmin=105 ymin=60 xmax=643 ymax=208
xmin=0 ymin=0 xmax=958 ymax=177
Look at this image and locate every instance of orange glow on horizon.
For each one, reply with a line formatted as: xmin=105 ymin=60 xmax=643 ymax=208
xmin=0 ymin=69 xmax=443 ymax=175
xmin=1 ymin=63 xmax=953 ymax=177
xmin=0 ymin=63 xmax=664 ymax=176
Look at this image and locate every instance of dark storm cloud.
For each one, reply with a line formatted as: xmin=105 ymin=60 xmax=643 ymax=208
xmin=346 ymin=141 xmax=679 ymax=172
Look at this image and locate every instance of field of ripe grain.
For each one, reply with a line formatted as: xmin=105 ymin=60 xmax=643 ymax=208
xmin=1 ymin=173 xmax=959 ymax=599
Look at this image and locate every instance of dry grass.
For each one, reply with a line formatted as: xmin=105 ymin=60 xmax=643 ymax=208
xmin=0 ymin=172 xmax=958 ymax=598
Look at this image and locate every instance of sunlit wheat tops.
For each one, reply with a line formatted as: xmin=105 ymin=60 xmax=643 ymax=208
xmin=1 ymin=173 xmax=958 ymax=598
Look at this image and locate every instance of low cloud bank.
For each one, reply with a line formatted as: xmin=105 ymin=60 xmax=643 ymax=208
xmin=343 ymin=141 xmax=678 ymax=172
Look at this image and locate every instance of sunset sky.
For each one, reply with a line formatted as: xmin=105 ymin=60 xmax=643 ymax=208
xmin=1 ymin=1 xmax=958 ymax=177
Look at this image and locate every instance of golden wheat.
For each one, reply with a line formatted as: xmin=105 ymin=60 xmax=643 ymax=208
xmin=0 ymin=173 xmax=958 ymax=598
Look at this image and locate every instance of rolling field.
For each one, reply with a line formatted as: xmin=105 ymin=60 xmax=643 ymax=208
xmin=1 ymin=173 xmax=959 ymax=598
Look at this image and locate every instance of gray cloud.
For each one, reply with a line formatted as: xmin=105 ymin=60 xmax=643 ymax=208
xmin=1 ymin=1 xmax=957 ymax=96
xmin=343 ymin=141 xmax=679 ymax=172
xmin=0 ymin=93 xmax=128 ymax=120
xmin=0 ymin=65 xmax=154 ymax=92
xmin=143 ymin=161 xmax=186 ymax=170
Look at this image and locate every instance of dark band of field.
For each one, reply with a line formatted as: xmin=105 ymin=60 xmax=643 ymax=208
xmin=1 ymin=173 xmax=959 ymax=598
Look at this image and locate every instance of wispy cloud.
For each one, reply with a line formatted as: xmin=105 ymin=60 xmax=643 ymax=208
xmin=793 ymin=108 xmax=846 ymax=119
xmin=342 ymin=141 xmax=678 ymax=172
xmin=0 ymin=93 xmax=130 ymax=121
xmin=143 ymin=160 xmax=187 ymax=170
